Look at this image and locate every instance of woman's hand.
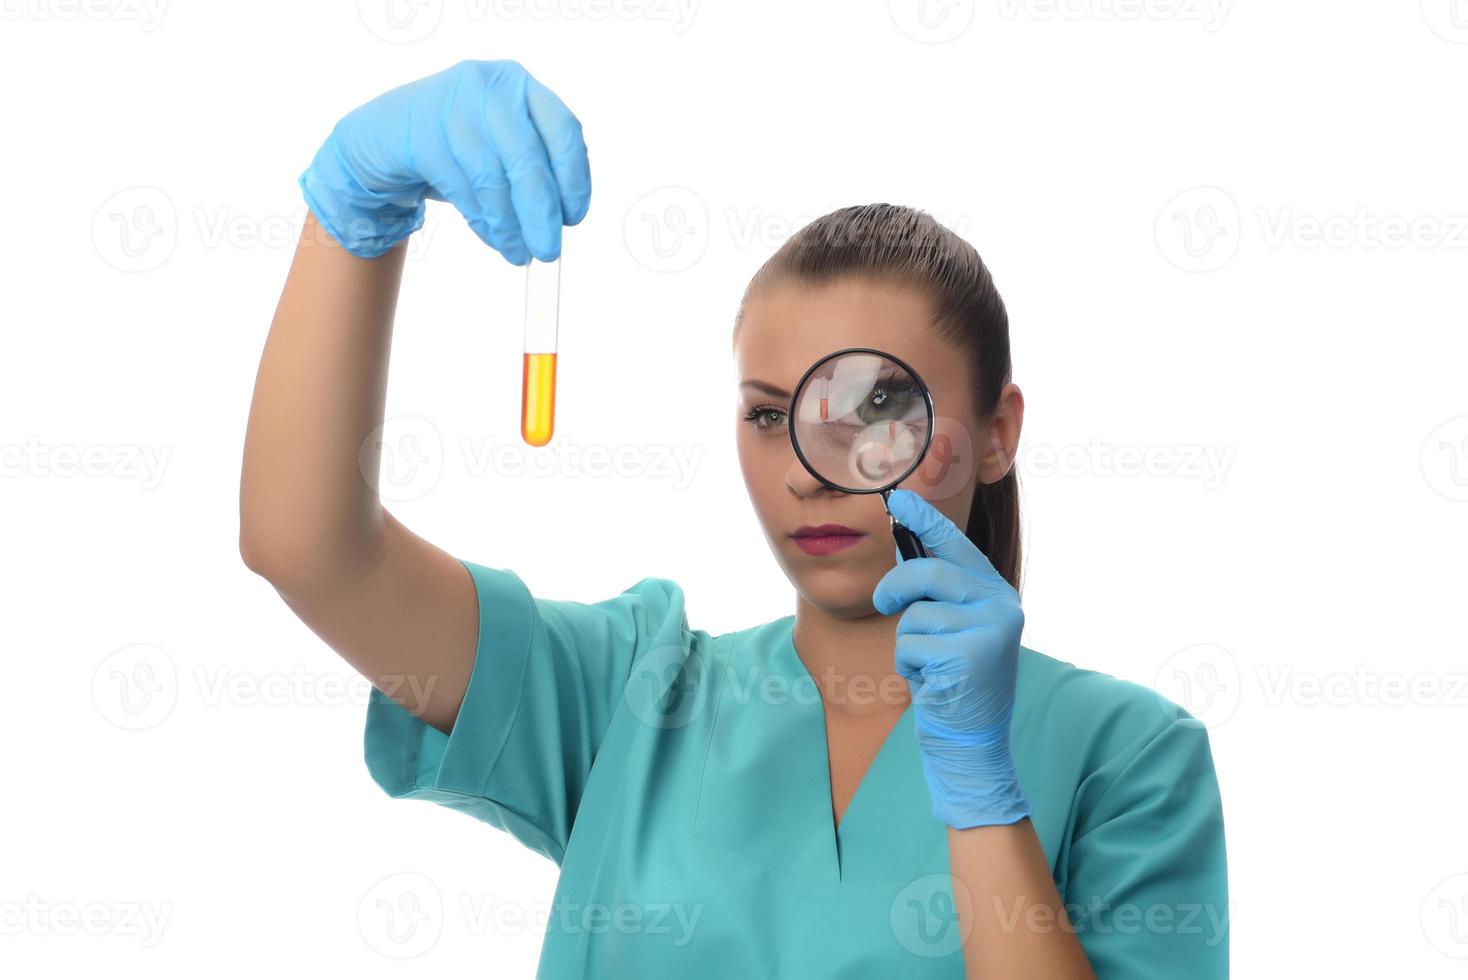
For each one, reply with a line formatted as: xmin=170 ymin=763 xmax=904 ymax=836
xmin=297 ymin=58 xmax=591 ymax=263
xmin=872 ymin=489 xmax=1032 ymax=829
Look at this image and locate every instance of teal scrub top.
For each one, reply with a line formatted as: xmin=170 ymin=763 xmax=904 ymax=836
xmin=364 ymin=560 xmax=1229 ymax=978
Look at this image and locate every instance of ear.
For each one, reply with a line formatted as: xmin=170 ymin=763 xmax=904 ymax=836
xmin=977 ymin=382 xmax=1024 ymax=484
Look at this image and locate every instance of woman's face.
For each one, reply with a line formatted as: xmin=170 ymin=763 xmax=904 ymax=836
xmin=734 ymin=274 xmax=1019 ymax=619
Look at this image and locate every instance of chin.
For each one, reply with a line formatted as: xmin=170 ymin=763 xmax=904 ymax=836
xmin=792 ymin=563 xmax=884 ymax=620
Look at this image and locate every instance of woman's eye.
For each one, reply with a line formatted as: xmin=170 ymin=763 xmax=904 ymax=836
xmin=742 ymin=405 xmax=786 ymax=431
xmin=856 ymin=382 xmax=919 ymax=424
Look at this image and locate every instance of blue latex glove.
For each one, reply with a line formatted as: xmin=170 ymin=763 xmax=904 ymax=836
xmin=297 ymin=59 xmax=591 ymax=263
xmin=872 ymin=488 xmax=1032 ymax=829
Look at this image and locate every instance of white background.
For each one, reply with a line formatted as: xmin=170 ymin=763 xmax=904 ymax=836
xmin=3 ymin=0 xmax=1466 ymax=975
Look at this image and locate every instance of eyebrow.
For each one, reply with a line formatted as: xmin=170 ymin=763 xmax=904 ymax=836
xmin=739 ymin=380 xmax=791 ymax=398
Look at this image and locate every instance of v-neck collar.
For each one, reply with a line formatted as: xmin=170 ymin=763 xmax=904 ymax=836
xmin=691 ymin=616 xmax=949 ymax=884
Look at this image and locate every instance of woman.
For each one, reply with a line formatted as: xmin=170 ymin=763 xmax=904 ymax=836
xmin=240 ymin=59 xmax=1228 ymax=978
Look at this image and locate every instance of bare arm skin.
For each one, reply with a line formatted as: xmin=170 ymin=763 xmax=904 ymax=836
xmin=950 ymin=819 xmax=1097 ymax=979
xmin=238 ymin=212 xmax=476 ymax=735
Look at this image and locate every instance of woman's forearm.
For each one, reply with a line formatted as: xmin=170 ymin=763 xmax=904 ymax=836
xmin=948 ymin=818 xmax=1096 ymax=979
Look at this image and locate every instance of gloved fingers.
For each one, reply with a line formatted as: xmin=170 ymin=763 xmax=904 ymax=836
xmin=524 ymin=72 xmax=592 ymax=227
xmin=873 ymin=556 xmax=992 ymax=615
xmin=431 ymin=64 xmax=533 ymax=263
xmin=925 ymin=598 xmax=1024 ymax=653
xmin=477 ymin=64 xmax=565 ymax=261
xmin=894 ymin=636 xmax=982 ymax=713
xmin=896 ymin=627 xmax=1014 ymax=687
xmin=894 ymin=632 xmax=946 ymax=682
xmin=897 ymin=637 xmax=1019 ymax=729
xmin=893 ymin=597 xmax=1002 ymax=637
xmin=441 ymin=127 xmax=531 ymax=264
xmin=419 ymin=136 xmax=530 ymax=265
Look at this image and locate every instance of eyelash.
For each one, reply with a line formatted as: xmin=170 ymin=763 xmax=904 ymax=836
xmin=742 ymin=404 xmax=787 ymax=431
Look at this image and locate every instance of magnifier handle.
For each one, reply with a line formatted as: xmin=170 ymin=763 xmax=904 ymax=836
xmin=891 ymin=518 xmax=929 ymax=562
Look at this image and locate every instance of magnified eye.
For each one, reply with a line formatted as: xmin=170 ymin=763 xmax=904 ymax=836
xmin=856 ymin=374 xmax=920 ymax=424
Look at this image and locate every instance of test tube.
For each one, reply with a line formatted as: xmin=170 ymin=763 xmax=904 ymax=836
xmin=521 ymin=253 xmax=560 ymax=447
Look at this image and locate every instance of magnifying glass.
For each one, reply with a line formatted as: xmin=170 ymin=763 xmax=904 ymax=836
xmin=788 ymin=346 xmax=935 ymax=562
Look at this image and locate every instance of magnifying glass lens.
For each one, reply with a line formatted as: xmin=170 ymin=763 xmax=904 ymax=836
xmin=790 ymin=351 xmax=932 ymax=493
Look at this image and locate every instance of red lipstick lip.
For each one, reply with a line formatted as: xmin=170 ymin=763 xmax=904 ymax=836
xmin=790 ymin=524 xmax=863 ymax=537
xmin=790 ymin=525 xmax=865 ymax=556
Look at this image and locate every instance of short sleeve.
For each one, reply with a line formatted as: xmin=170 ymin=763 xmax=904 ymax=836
xmin=1062 ymin=712 xmax=1229 ymax=978
xmin=362 ymin=558 xmax=689 ymax=865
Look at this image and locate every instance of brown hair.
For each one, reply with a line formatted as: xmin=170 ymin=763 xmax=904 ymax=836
xmin=733 ymin=203 xmax=1023 ymax=593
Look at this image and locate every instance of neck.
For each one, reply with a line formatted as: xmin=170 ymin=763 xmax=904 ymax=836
xmin=791 ymin=590 xmax=911 ymax=719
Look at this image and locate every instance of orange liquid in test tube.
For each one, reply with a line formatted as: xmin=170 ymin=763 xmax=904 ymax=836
xmin=521 ymin=352 xmax=557 ymax=446
xmin=521 ymin=253 xmax=561 ymax=447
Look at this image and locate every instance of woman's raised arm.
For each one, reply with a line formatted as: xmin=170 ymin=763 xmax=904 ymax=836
xmin=239 ymin=213 xmax=479 ymax=735
xmin=238 ymin=59 xmax=590 ymax=734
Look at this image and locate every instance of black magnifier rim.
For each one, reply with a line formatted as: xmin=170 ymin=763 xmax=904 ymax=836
xmin=787 ymin=345 xmax=936 ymax=495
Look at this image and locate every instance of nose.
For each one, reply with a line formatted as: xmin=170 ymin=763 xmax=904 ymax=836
xmin=785 ymin=456 xmax=836 ymax=498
